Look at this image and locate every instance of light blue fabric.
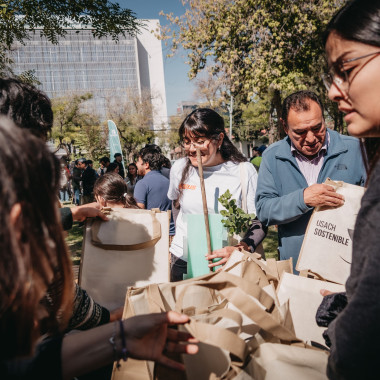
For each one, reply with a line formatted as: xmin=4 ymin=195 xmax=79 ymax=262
xmin=134 ymin=170 xmax=175 ymax=235
xmin=255 ymin=129 xmax=366 ymax=268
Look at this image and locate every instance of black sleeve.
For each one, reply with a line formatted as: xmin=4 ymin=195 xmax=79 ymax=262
xmin=59 ymin=207 xmax=73 ymax=231
xmin=325 ymin=164 xmax=380 ymax=380
xmin=3 ymin=336 xmax=63 ymax=380
xmin=241 ymin=217 xmax=267 ymax=253
xmin=67 ymin=283 xmax=110 ymax=331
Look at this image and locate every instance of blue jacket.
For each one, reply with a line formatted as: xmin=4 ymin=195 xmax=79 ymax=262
xmin=255 ymin=129 xmax=366 ymax=266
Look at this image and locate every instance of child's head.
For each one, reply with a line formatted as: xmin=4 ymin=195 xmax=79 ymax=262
xmin=94 ymin=173 xmax=139 ymax=208
xmin=0 ymin=117 xmax=73 ymax=359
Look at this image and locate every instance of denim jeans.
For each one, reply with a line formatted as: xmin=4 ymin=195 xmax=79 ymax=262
xmin=74 ymin=189 xmax=81 ymax=205
xmin=59 ymin=189 xmax=69 ymax=202
xmin=170 ymin=254 xmax=187 ymax=282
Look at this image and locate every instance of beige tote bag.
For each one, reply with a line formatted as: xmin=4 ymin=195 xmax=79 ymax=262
xmin=277 ymin=272 xmax=345 ymax=345
xmin=297 ymin=178 xmax=365 ymax=284
xmin=79 ymin=208 xmax=170 ymax=310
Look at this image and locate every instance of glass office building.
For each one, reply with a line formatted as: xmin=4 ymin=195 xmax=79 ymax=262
xmin=11 ymin=21 xmax=168 ymax=126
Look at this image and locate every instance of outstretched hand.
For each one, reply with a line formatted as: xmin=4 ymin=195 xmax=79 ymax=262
xmin=123 ymin=311 xmax=198 ymax=371
xmin=206 ymin=242 xmax=249 ymax=269
xmin=71 ymin=202 xmax=109 ymax=222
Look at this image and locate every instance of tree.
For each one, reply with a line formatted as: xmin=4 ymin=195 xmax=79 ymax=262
xmin=0 ymin=0 xmax=142 ymax=75
xmin=51 ymin=93 xmax=107 ymax=161
xmin=106 ymin=89 xmax=156 ymax=161
xmin=161 ymin=0 xmax=345 ymax=142
xmin=75 ymin=117 xmax=108 ymax=162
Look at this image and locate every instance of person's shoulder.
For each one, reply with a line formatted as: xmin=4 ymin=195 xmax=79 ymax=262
xmin=171 ymin=158 xmax=187 ymax=174
xmin=172 ymin=157 xmax=187 ymax=168
xmin=329 ymin=129 xmax=360 ymax=147
xmin=152 ymin=170 xmax=169 ymax=182
xmin=262 ymin=139 xmax=286 ymax=159
xmin=240 ymin=160 xmax=258 ymax=178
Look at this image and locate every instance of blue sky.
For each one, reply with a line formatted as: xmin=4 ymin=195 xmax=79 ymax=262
xmin=118 ymin=0 xmax=197 ymax=116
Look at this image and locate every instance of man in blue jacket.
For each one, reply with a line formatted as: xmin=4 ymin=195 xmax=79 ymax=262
xmin=256 ymin=90 xmax=366 ymax=268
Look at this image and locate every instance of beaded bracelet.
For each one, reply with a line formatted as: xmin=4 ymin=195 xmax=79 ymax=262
xmin=109 ymin=321 xmax=121 ymax=369
xmin=109 ymin=320 xmax=128 ymax=369
xmin=119 ymin=319 xmax=128 ymax=363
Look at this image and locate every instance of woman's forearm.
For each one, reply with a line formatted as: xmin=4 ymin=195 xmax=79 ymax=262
xmin=61 ymin=321 xmax=120 ymax=380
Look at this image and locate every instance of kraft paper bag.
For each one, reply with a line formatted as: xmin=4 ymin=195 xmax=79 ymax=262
xmin=297 ymin=179 xmax=365 ymax=284
xmin=250 ymin=343 xmax=329 ymax=380
xmin=79 ymin=208 xmax=170 ymax=310
xmin=277 ymin=272 xmax=345 ymax=345
xmin=113 ymin=261 xmax=298 ymax=380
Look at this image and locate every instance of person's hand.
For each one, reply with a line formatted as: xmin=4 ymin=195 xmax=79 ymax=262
xmin=123 ymin=311 xmax=198 ymax=371
xmin=206 ymin=242 xmax=248 ymax=269
xmin=303 ymin=184 xmax=344 ymax=208
xmin=109 ymin=306 xmax=124 ymax=322
xmin=320 ymin=289 xmax=335 ymax=297
xmin=71 ymin=202 xmax=109 ymax=222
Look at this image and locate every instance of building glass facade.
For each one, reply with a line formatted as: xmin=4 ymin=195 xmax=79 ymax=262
xmin=12 ymin=29 xmax=140 ymax=117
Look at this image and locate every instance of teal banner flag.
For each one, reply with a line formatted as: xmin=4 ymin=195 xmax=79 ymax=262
xmin=108 ymin=120 xmax=125 ymax=168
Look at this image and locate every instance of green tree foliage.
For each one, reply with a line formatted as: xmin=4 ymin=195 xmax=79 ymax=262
xmin=107 ymin=89 xmax=155 ymax=161
xmin=158 ymin=113 xmax=182 ymax=151
xmin=218 ymin=190 xmax=255 ymax=236
xmin=161 ymin=0 xmax=345 ymax=142
xmin=51 ymin=93 xmax=106 ymax=161
xmin=0 ymin=0 xmax=142 ymax=76
xmin=75 ymin=117 xmax=108 ymax=162
xmin=0 ymin=0 xmax=141 ymax=46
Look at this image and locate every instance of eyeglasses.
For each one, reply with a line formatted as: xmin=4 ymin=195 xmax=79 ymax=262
xmin=322 ymin=51 xmax=380 ymax=92
xmin=181 ymin=138 xmax=211 ymax=150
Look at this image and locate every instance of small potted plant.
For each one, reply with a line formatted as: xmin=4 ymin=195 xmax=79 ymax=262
xmin=218 ymin=189 xmax=255 ymax=245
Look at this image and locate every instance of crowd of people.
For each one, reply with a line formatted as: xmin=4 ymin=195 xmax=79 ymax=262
xmin=1 ymin=0 xmax=380 ymax=378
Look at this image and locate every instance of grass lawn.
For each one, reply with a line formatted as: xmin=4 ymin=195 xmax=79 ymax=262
xmin=62 ymin=202 xmax=84 ymax=266
xmin=263 ymin=226 xmax=279 ymax=260
xmin=66 ymin=221 xmax=84 ymax=265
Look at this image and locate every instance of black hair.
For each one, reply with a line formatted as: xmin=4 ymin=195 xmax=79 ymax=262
xmin=175 ymin=108 xmax=246 ymax=208
xmin=0 ymin=78 xmax=53 ymax=140
xmin=114 ymin=153 xmax=122 ymax=158
xmin=160 ymin=155 xmax=172 ymax=169
xmin=178 ymin=108 xmax=246 ymax=163
xmin=281 ymin=91 xmax=324 ymax=127
xmin=323 ymin=0 xmax=380 ymax=48
xmin=100 ymin=156 xmax=110 ymax=164
xmin=106 ymin=162 xmax=119 ymax=173
xmin=94 ymin=173 xmax=138 ymax=208
xmin=324 ymin=0 xmax=380 ymax=178
xmin=139 ymin=145 xmax=163 ymax=171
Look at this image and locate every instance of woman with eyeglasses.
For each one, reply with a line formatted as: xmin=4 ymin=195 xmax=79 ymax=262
xmin=317 ymin=0 xmax=380 ymax=378
xmin=168 ymin=108 xmax=266 ymax=281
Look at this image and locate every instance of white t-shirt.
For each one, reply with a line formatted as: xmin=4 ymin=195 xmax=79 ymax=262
xmin=168 ymin=158 xmax=258 ymax=259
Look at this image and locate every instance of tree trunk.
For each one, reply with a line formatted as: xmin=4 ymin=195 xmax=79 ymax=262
xmin=273 ymin=89 xmax=285 ymax=141
xmin=268 ymin=89 xmax=283 ymax=145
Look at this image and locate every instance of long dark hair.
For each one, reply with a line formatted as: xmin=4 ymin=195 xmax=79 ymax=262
xmin=0 ymin=118 xmax=73 ymax=360
xmin=94 ymin=173 xmax=139 ymax=208
xmin=127 ymin=162 xmax=138 ymax=182
xmin=325 ymin=0 xmax=380 ymax=178
xmin=176 ymin=108 xmax=246 ymax=206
